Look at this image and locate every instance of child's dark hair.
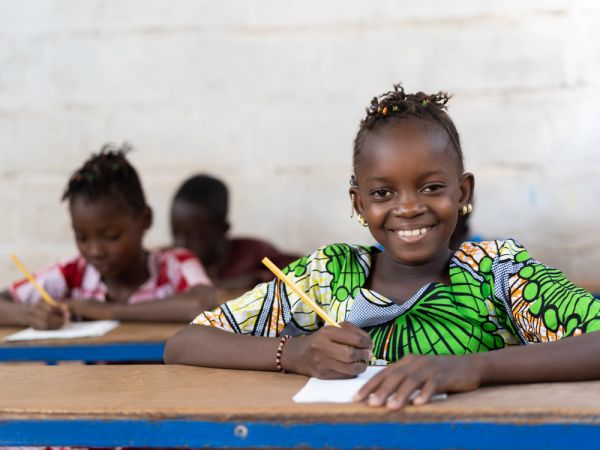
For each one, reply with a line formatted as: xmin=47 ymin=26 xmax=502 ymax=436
xmin=353 ymin=84 xmax=463 ymax=176
xmin=173 ymin=174 xmax=228 ymax=222
xmin=62 ymin=143 xmax=149 ymax=215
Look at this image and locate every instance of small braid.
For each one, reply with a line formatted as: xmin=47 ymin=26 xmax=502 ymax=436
xmin=353 ymin=84 xmax=463 ymax=174
xmin=62 ymin=143 xmax=148 ymax=215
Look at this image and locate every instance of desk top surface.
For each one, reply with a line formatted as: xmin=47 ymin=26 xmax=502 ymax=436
xmin=1 ymin=365 xmax=599 ymax=423
xmin=0 ymin=322 xmax=184 ymax=347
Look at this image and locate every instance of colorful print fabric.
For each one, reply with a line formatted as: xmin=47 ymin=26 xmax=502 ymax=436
xmin=193 ymin=240 xmax=600 ymax=362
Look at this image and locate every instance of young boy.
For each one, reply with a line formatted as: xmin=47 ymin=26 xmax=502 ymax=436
xmin=170 ymin=175 xmax=300 ymax=290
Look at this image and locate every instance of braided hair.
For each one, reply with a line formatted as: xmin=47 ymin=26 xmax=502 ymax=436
xmin=353 ymin=84 xmax=463 ymax=178
xmin=62 ymin=143 xmax=149 ymax=215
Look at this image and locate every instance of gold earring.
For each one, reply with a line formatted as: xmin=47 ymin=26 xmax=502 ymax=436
xmin=350 ymin=194 xmax=356 ymax=218
xmin=357 ymin=215 xmax=368 ymax=227
xmin=460 ymin=203 xmax=473 ymax=216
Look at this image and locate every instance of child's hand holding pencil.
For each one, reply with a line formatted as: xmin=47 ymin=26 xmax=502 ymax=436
xmin=278 ymin=321 xmax=373 ymax=379
xmin=10 ymin=253 xmax=70 ymax=330
xmin=261 ymin=257 xmax=373 ymax=378
xmin=23 ymin=301 xmax=70 ymax=330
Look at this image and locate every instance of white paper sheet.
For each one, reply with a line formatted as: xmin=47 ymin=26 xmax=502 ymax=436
xmin=3 ymin=320 xmax=120 ymax=342
xmin=293 ymin=366 xmax=447 ymax=403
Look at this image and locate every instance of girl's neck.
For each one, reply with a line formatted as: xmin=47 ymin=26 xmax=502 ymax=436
xmin=105 ymin=249 xmax=149 ymax=288
xmin=368 ymin=248 xmax=454 ymax=304
xmin=376 ymin=248 xmax=454 ymax=283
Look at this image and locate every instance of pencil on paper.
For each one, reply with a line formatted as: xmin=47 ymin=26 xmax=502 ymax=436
xmin=9 ymin=253 xmax=58 ymax=307
xmin=262 ymin=257 xmax=341 ymax=328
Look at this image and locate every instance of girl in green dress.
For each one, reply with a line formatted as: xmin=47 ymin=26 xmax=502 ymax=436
xmin=165 ymin=85 xmax=600 ymax=409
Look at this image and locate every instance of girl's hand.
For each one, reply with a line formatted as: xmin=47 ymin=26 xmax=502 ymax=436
xmin=26 ymin=302 xmax=69 ymax=330
xmin=66 ymin=300 xmax=116 ymax=320
xmin=281 ymin=321 xmax=373 ymax=379
xmin=354 ymin=354 xmax=484 ymax=409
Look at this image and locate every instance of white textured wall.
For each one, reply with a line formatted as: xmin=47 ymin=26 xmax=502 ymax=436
xmin=1 ymin=0 xmax=600 ymax=286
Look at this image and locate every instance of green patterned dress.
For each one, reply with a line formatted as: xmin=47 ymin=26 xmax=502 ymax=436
xmin=193 ymin=240 xmax=600 ymax=362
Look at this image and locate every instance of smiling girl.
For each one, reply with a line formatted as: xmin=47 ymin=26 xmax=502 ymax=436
xmin=165 ymin=85 xmax=600 ymax=408
xmin=0 ymin=145 xmax=218 ymax=329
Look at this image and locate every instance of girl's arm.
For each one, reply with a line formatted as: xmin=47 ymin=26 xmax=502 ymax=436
xmin=164 ymin=322 xmax=373 ymax=379
xmin=0 ymin=290 xmax=28 ymax=326
xmin=355 ymin=331 xmax=600 ymax=409
xmin=67 ymin=285 xmax=219 ymax=323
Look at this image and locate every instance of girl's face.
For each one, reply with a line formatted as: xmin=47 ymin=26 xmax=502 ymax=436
xmin=352 ymin=120 xmax=474 ymax=266
xmin=69 ymin=195 xmax=151 ymax=280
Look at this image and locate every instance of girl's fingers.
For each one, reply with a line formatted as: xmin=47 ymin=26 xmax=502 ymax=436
xmin=365 ymin=372 xmax=411 ymax=407
xmin=329 ymin=341 xmax=372 ymax=364
xmin=412 ymin=379 xmax=438 ymax=406
xmin=385 ymin=376 xmax=424 ymax=410
xmin=353 ymin=369 xmax=386 ymax=402
xmin=335 ymin=322 xmax=373 ymax=349
xmin=59 ymin=303 xmax=71 ymax=325
xmin=320 ymin=358 xmax=367 ymax=379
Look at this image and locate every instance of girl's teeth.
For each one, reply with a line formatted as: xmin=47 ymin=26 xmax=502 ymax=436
xmin=398 ymin=227 xmax=430 ymax=237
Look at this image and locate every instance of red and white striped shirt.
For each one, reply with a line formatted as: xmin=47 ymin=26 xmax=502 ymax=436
xmin=10 ymin=247 xmax=212 ymax=304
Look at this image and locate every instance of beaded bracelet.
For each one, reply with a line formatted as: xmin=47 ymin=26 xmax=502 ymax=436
xmin=276 ymin=334 xmax=292 ymax=373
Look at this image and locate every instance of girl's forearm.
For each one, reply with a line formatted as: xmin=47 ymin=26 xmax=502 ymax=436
xmin=164 ymin=324 xmax=280 ymax=371
xmin=475 ymin=331 xmax=600 ymax=384
xmin=111 ymin=286 xmax=218 ymax=323
xmin=111 ymin=297 xmax=201 ymax=322
xmin=0 ymin=294 xmax=27 ymax=326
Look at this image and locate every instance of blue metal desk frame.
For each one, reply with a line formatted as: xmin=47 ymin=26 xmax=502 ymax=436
xmin=0 ymin=342 xmax=165 ymax=362
xmin=0 ymin=418 xmax=598 ymax=448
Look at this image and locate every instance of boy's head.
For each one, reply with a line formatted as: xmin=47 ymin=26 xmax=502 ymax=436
xmin=170 ymin=174 xmax=230 ymax=265
xmin=62 ymin=143 xmax=152 ymax=279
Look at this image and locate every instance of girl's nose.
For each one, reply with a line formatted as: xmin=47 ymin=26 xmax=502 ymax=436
xmin=87 ymin=241 xmax=107 ymax=258
xmin=393 ymin=193 xmax=426 ymax=217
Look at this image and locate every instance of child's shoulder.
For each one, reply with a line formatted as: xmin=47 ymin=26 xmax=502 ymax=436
xmin=310 ymin=242 xmax=375 ymax=260
xmin=286 ymin=243 xmax=374 ymax=273
xmin=456 ymin=238 xmax=533 ymax=269
xmin=151 ymin=247 xmax=198 ymax=263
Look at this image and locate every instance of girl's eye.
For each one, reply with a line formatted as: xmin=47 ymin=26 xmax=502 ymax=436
xmin=104 ymin=233 xmax=121 ymax=242
xmin=422 ymin=184 xmax=446 ymax=193
xmin=371 ymin=189 xmax=392 ymax=199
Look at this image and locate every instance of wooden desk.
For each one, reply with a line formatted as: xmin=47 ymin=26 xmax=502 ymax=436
xmin=0 ymin=365 xmax=598 ymax=448
xmin=0 ymin=323 xmax=184 ymax=362
xmin=0 ymin=289 xmax=243 ymax=363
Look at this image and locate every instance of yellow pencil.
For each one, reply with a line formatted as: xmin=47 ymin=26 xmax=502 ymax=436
xmin=9 ymin=253 xmax=58 ymax=307
xmin=262 ymin=257 xmax=341 ymax=328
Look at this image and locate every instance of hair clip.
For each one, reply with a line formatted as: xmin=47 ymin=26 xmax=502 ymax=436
xmin=392 ymin=105 xmax=399 ymax=112
xmin=382 ymin=106 xmax=388 ymax=115
xmin=421 ymin=99 xmax=429 ymax=107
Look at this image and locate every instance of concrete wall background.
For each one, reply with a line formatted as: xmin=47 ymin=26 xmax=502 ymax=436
xmin=1 ymin=0 xmax=599 ymax=286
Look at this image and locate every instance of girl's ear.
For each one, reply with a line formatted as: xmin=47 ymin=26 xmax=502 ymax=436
xmin=458 ymin=172 xmax=475 ymax=206
xmin=141 ymin=206 xmax=153 ymax=231
xmin=349 ymin=186 xmax=365 ymax=217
